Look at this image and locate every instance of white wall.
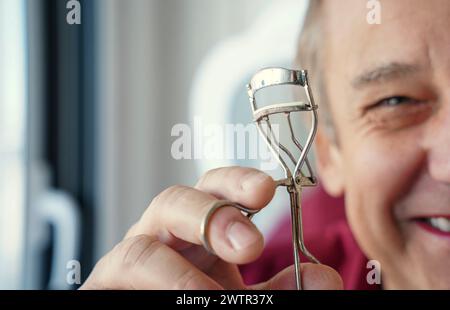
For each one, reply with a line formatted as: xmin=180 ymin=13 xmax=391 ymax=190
xmin=95 ymin=0 xmax=276 ymax=258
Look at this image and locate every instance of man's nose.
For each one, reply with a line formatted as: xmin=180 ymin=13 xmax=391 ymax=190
xmin=425 ymin=100 xmax=450 ymax=184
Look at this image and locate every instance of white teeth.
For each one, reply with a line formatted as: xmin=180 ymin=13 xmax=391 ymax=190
xmin=428 ymin=217 xmax=450 ymax=232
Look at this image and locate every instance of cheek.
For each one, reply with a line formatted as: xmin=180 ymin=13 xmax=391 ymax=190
xmin=341 ymin=132 xmax=425 ymax=260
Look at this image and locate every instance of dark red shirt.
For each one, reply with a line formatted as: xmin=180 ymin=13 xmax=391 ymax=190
xmin=240 ymin=185 xmax=380 ymax=290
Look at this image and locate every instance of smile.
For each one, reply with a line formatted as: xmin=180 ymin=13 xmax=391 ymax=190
xmin=416 ymin=217 xmax=450 ymax=236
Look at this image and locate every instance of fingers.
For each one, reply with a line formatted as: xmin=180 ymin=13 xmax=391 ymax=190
xmin=300 ymin=264 xmax=343 ymax=290
xmin=131 ymin=185 xmax=264 ymax=264
xmin=205 ymin=203 xmax=264 ymax=263
xmin=195 ymin=167 xmax=276 ymax=209
xmin=80 ymin=235 xmax=222 ymax=290
xmin=253 ymin=264 xmax=343 ymax=290
xmin=82 ymin=167 xmax=281 ymax=290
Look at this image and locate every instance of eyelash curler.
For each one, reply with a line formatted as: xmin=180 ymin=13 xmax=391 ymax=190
xmin=246 ymin=67 xmax=320 ymax=290
xmin=199 ymin=67 xmax=319 ymax=290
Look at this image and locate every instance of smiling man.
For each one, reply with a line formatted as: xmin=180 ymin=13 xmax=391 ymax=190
xmin=81 ymin=0 xmax=450 ymax=289
xmin=307 ymin=0 xmax=450 ymax=289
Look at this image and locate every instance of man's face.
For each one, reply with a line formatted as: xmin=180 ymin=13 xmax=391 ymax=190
xmin=320 ymin=0 xmax=450 ymax=288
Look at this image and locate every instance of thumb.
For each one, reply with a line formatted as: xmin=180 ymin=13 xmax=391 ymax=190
xmin=254 ymin=263 xmax=343 ymax=290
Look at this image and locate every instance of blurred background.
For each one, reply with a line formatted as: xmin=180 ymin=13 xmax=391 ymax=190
xmin=0 ymin=0 xmax=309 ymax=289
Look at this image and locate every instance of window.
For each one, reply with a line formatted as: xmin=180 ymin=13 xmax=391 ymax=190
xmin=0 ymin=0 xmax=27 ymax=289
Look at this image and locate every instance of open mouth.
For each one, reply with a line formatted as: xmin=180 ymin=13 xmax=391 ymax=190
xmin=415 ymin=217 xmax=450 ymax=236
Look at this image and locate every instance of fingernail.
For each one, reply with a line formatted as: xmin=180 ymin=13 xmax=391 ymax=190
xmin=241 ymin=171 xmax=270 ymax=191
xmin=227 ymin=221 xmax=259 ymax=251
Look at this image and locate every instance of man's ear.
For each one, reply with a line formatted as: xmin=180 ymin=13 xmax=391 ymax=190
xmin=314 ymin=127 xmax=345 ymax=197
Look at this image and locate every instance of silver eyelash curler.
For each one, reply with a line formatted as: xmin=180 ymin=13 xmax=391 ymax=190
xmin=199 ymin=67 xmax=319 ymax=290
xmin=246 ymin=67 xmax=320 ymax=290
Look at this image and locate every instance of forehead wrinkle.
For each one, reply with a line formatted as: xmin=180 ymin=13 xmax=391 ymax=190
xmin=352 ymin=62 xmax=422 ymax=89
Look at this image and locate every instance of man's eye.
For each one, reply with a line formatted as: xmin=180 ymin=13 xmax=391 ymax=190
xmin=376 ymin=96 xmax=417 ymax=107
xmin=363 ymin=95 xmax=433 ymax=130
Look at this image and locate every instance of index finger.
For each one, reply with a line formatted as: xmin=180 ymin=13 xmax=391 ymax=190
xmin=195 ymin=166 xmax=276 ymax=210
